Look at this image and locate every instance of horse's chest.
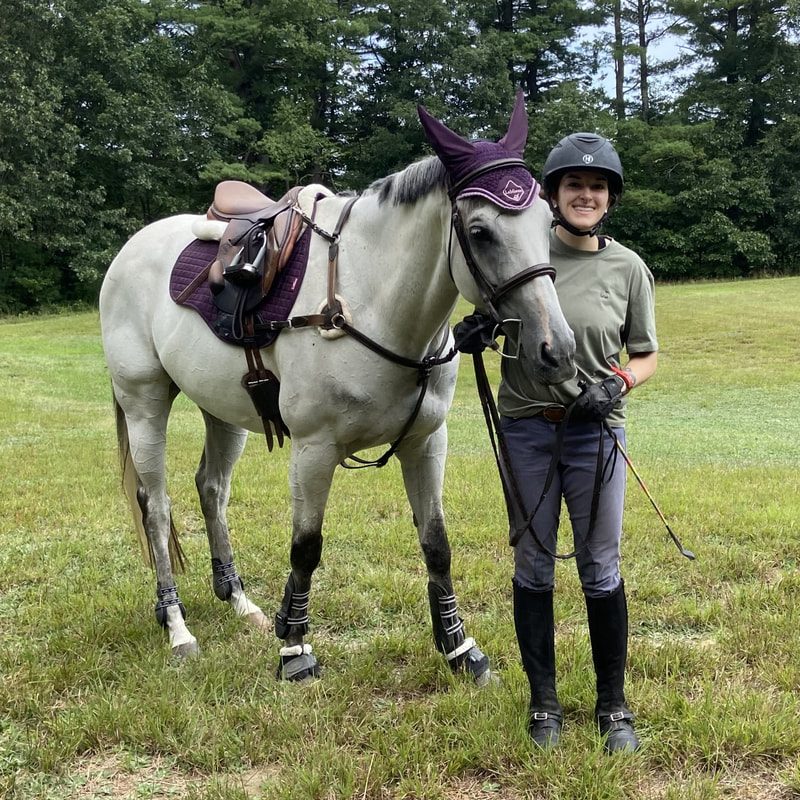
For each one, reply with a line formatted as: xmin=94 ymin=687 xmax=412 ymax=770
xmin=282 ymin=361 xmax=456 ymax=442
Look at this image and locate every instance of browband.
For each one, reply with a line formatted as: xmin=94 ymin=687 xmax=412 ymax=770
xmin=447 ymin=157 xmax=529 ymax=200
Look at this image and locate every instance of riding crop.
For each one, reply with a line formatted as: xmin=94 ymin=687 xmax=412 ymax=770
xmin=603 ymin=422 xmax=696 ymax=561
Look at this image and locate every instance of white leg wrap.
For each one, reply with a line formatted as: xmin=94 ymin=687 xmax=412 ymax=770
xmin=279 ymin=643 xmax=313 ymax=658
xmin=445 ymin=636 xmax=476 ymax=661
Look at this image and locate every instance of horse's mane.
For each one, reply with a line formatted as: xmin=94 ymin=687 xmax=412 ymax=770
xmin=363 ymin=156 xmax=448 ymax=206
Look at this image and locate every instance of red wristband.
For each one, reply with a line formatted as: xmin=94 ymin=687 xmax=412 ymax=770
xmin=609 ymin=364 xmax=635 ymax=392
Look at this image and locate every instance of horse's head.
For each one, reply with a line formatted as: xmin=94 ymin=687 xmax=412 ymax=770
xmin=418 ymin=92 xmax=576 ymax=385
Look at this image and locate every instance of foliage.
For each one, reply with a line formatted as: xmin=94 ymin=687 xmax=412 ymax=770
xmin=4 ymin=0 xmax=800 ymax=311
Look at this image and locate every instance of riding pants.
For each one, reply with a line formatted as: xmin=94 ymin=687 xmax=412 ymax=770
xmin=500 ymin=416 xmax=627 ymax=598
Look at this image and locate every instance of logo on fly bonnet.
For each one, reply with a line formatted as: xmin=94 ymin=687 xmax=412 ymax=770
xmin=502 ymin=179 xmax=526 ymax=203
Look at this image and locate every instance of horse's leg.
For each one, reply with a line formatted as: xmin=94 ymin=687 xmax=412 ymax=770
xmin=119 ymin=385 xmax=200 ymax=658
xmin=273 ymin=443 xmax=338 ymax=682
xmin=396 ymin=427 xmax=495 ymax=686
xmin=196 ymin=411 xmax=270 ymax=631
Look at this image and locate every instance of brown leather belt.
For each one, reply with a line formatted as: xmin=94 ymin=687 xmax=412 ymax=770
xmin=540 ymin=404 xmax=567 ymax=423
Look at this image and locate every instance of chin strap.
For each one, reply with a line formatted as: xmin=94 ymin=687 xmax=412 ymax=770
xmin=552 ymin=208 xmax=609 ymax=237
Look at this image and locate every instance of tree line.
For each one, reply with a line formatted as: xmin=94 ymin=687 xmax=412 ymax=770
xmin=2 ymin=0 xmax=799 ymax=313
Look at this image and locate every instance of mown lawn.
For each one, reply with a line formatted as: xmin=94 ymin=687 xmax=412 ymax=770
xmin=1 ymin=278 xmax=799 ymax=799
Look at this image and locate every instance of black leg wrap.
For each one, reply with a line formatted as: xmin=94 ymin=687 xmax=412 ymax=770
xmin=427 ymin=582 xmax=465 ymax=654
xmin=154 ymin=585 xmax=187 ymax=628
xmin=427 ymin=582 xmax=491 ymax=683
xmin=211 ymin=558 xmax=244 ymax=601
xmin=274 ymin=572 xmax=310 ymax=640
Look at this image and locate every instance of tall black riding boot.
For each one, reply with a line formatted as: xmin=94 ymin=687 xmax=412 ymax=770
xmin=513 ymin=582 xmax=562 ymax=749
xmin=585 ymin=581 xmax=641 ymax=753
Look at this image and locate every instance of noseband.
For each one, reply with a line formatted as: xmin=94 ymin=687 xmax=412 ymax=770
xmin=448 ymin=159 xmax=556 ymax=325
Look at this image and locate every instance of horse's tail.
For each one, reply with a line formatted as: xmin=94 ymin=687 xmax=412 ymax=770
xmin=113 ymin=394 xmax=186 ymax=573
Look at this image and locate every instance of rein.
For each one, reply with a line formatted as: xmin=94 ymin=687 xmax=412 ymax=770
xmin=472 ymin=352 xmax=611 ymax=558
xmin=255 ymin=164 xmax=558 ymax=469
xmin=255 ymin=194 xmax=459 ymax=468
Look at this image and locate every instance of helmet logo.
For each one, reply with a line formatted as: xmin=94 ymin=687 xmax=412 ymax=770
xmin=582 ymin=154 xmax=594 ymax=164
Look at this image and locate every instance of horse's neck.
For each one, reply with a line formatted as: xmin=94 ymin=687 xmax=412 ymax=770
xmin=343 ymin=192 xmax=458 ymax=353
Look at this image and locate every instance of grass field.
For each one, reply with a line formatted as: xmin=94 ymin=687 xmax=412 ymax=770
xmin=1 ymin=278 xmax=799 ymax=799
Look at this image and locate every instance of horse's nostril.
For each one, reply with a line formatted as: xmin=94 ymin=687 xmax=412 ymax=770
xmin=540 ymin=342 xmax=560 ymax=368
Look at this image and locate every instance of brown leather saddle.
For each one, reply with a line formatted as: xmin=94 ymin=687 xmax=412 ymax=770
xmin=205 ymin=180 xmax=304 ymax=315
xmin=200 ymin=180 xmax=307 ymax=451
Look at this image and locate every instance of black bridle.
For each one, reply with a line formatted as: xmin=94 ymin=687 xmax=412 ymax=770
xmin=448 ymin=158 xmax=556 ymax=326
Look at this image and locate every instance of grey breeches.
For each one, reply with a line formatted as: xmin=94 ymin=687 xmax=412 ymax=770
xmin=501 ymin=415 xmax=627 ymax=598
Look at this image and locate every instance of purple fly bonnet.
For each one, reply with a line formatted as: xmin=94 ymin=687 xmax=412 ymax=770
xmin=417 ymin=91 xmax=538 ymax=210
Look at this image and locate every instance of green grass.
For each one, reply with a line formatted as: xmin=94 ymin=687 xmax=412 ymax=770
xmin=1 ymin=278 xmax=799 ymax=799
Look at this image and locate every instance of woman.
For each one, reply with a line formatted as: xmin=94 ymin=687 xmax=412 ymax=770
xmin=457 ymin=132 xmax=657 ymax=752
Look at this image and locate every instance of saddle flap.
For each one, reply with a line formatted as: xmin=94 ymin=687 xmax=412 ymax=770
xmin=208 ymin=184 xmax=305 ymax=296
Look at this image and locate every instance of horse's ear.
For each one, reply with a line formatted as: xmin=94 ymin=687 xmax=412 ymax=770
xmin=497 ymin=90 xmax=528 ymax=157
xmin=418 ymin=104 xmax=476 ymax=170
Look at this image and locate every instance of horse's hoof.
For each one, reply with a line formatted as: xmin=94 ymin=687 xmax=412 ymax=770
xmin=474 ymin=668 xmax=500 ymax=688
xmin=448 ymin=639 xmax=494 ymax=686
xmin=276 ymin=645 xmax=320 ymax=682
xmin=171 ymin=640 xmax=200 ymax=660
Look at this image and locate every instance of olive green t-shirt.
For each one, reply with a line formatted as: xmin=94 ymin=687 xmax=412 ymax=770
xmin=497 ymin=229 xmax=658 ymax=427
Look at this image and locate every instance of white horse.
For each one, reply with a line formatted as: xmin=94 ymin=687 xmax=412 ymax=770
xmin=99 ymin=94 xmax=575 ymax=683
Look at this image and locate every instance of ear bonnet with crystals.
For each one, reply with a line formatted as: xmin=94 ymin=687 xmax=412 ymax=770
xmin=417 ymin=91 xmax=538 ymax=210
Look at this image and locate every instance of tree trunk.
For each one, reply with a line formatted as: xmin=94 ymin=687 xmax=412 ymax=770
xmin=638 ymin=0 xmax=650 ymax=122
xmin=614 ymin=0 xmax=625 ymax=119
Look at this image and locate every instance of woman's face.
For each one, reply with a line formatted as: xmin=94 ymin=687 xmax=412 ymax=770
xmin=552 ymin=170 xmax=611 ymax=232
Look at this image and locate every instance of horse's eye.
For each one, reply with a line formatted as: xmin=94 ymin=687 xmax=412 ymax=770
xmin=469 ymin=225 xmax=491 ymax=242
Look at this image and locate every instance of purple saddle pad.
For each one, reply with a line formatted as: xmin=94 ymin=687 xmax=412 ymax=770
xmin=169 ymin=225 xmax=312 ymax=348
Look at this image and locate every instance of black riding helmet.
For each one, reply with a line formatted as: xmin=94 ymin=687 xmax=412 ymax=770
xmin=542 ymin=133 xmax=624 ymax=236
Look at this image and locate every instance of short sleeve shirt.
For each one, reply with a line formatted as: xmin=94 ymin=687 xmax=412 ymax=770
xmin=497 ymin=228 xmax=658 ymax=427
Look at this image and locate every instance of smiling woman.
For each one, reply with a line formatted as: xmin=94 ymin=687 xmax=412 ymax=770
xmin=486 ymin=129 xmax=658 ymax=753
xmin=551 ymin=170 xmax=611 ymax=242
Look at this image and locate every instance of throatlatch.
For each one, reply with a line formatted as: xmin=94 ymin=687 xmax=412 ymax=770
xmin=427 ymin=582 xmax=490 ymax=682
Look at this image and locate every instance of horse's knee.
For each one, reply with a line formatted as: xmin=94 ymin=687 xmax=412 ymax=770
xmin=195 ymin=470 xmax=227 ymax=515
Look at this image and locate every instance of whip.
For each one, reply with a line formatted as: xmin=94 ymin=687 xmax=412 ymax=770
xmin=603 ymin=422 xmax=696 ymax=560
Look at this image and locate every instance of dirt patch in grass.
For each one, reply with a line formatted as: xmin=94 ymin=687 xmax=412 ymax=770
xmin=23 ymin=752 xmax=282 ymax=800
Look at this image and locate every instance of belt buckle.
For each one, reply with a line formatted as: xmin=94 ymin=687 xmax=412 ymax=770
xmin=542 ymin=405 xmax=566 ymax=423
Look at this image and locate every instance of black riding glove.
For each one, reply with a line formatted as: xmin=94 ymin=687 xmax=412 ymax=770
xmin=453 ymin=312 xmax=496 ymax=354
xmin=571 ymin=376 xmax=626 ymax=422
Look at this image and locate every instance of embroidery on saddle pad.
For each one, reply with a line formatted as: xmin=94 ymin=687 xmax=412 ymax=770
xmin=169 ymin=225 xmax=312 ymax=348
